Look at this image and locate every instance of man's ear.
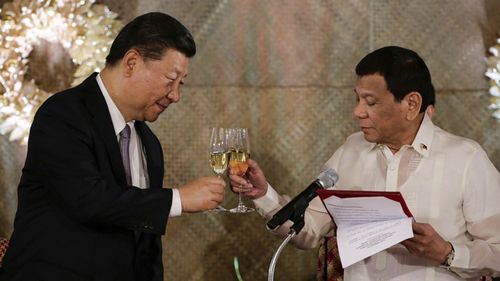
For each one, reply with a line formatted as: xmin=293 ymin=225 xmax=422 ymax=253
xmin=404 ymin=91 xmax=422 ymax=121
xmin=122 ymin=49 xmax=141 ymax=76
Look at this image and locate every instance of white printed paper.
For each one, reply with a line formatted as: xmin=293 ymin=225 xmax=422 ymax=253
xmin=322 ymin=195 xmax=414 ymax=268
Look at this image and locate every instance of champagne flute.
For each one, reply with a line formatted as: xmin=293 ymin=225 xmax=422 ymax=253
xmin=209 ymin=127 xmax=229 ymax=212
xmin=229 ymin=128 xmax=254 ymax=213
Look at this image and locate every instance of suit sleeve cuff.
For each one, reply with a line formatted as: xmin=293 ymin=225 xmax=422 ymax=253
xmin=169 ymin=188 xmax=182 ymax=217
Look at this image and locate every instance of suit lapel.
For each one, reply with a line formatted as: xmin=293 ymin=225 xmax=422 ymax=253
xmin=81 ymin=73 xmax=128 ymax=186
xmin=135 ymin=122 xmax=163 ymax=189
xmin=78 ymin=73 xmax=163 ymax=189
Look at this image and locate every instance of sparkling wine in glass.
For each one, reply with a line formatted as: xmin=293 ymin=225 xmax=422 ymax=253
xmin=210 ymin=149 xmax=228 ymax=176
xmin=229 ymin=128 xmax=254 ymax=213
xmin=209 ymin=127 xmax=228 ymax=212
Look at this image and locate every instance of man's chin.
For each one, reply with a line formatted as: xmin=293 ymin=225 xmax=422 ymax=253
xmin=141 ymin=112 xmax=161 ymax=122
xmin=362 ymin=133 xmax=378 ymax=143
xmin=146 ymin=115 xmax=160 ymax=122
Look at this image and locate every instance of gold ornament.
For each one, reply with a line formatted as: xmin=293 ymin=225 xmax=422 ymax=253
xmin=0 ymin=0 xmax=122 ymax=144
xmin=486 ymin=36 xmax=500 ymax=120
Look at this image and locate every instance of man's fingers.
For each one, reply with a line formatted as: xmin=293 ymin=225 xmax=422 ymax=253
xmin=229 ymin=175 xmax=250 ymax=185
xmin=211 ymin=191 xmax=224 ymax=204
xmin=232 ymin=185 xmax=252 ymax=193
xmin=412 ymin=221 xmax=431 ymax=235
xmin=205 ymin=176 xmax=225 ymax=185
xmin=247 ymin=159 xmax=259 ymax=169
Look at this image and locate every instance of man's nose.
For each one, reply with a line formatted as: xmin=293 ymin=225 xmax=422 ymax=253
xmin=353 ymin=103 xmax=366 ymax=119
xmin=167 ymin=86 xmax=180 ymax=103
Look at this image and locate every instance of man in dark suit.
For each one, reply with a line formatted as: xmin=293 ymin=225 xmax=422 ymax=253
xmin=0 ymin=12 xmax=225 ymax=281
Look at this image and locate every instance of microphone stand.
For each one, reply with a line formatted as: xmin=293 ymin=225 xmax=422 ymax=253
xmin=268 ymin=196 xmax=309 ymax=281
xmin=268 ymin=228 xmax=296 ymax=281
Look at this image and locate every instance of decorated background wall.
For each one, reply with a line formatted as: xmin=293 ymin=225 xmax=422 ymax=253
xmin=1 ymin=1 xmax=499 ymax=280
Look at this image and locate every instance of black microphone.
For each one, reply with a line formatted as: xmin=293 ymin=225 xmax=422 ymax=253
xmin=266 ymin=168 xmax=339 ymax=232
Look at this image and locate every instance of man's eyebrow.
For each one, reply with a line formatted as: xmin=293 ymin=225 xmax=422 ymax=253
xmin=353 ymin=89 xmax=374 ymax=97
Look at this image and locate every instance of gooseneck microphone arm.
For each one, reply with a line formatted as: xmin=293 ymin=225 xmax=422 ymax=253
xmin=268 ymin=229 xmax=296 ymax=281
xmin=267 ymin=168 xmax=339 ymax=281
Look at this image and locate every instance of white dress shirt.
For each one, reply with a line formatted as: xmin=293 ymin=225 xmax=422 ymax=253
xmin=96 ymin=74 xmax=182 ymax=217
xmin=254 ymin=114 xmax=500 ymax=280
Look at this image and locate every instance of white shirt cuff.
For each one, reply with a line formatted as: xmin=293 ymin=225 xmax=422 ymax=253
xmin=169 ymin=188 xmax=182 ymax=217
xmin=450 ymin=242 xmax=469 ymax=269
xmin=253 ymin=183 xmax=281 ymax=215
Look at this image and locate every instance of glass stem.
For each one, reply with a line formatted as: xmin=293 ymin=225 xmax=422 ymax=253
xmin=238 ymin=191 xmax=243 ymax=207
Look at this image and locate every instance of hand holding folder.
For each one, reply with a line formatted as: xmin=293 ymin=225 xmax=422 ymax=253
xmin=317 ymin=189 xmax=414 ymax=268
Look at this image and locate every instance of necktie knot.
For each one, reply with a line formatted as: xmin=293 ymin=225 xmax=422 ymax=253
xmin=120 ymin=124 xmax=131 ymax=140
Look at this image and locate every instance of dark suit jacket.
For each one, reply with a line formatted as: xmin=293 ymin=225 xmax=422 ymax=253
xmin=0 ymin=73 xmax=172 ymax=281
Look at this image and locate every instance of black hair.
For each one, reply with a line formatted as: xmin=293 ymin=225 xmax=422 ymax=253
xmin=105 ymin=12 xmax=196 ymax=66
xmin=355 ymin=46 xmax=435 ymax=112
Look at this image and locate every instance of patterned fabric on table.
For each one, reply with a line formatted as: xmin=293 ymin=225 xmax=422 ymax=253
xmin=317 ymin=236 xmax=343 ymax=281
xmin=0 ymin=237 xmax=8 ymax=267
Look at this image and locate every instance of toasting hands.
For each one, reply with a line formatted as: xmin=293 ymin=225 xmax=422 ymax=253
xmin=400 ymin=220 xmax=453 ymax=264
xmin=229 ymin=159 xmax=268 ymax=199
xmin=178 ymin=176 xmax=225 ymax=212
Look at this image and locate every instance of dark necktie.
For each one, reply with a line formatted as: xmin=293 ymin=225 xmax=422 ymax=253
xmin=119 ymin=124 xmax=132 ymax=185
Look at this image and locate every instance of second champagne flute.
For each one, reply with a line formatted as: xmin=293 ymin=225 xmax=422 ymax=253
xmin=228 ymin=128 xmax=254 ymax=213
